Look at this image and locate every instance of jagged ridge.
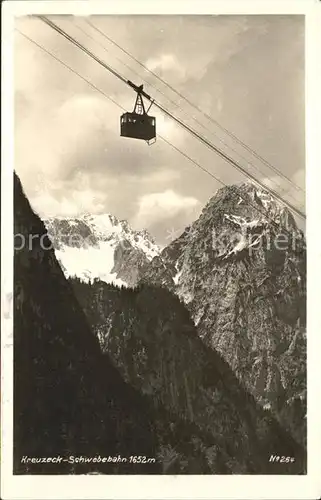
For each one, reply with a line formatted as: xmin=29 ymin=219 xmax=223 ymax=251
xmin=44 ymin=214 xmax=160 ymax=287
xmin=14 ymin=172 xmax=227 ymax=475
xmin=70 ymin=276 xmax=306 ymax=474
xmin=139 ymin=182 xmax=307 ymax=447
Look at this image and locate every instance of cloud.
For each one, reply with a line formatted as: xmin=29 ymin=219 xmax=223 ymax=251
xmin=145 ymin=53 xmax=186 ymax=81
xmin=258 ymin=169 xmax=305 ymax=231
xmin=134 ymin=189 xmax=200 ymax=228
xmin=14 ymin=15 xmax=305 ymax=245
xmin=31 ymin=187 xmax=106 ymax=218
xmin=28 ymin=169 xmax=109 ymax=218
xmin=259 ymin=169 xmax=305 ymax=208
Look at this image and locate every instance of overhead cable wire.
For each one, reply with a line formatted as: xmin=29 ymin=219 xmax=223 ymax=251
xmin=16 ymin=28 xmax=226 ymax=191
xmin=17 ymin=27 xmax=305 ymax=252
xmin=74 ymin=19 xmax=304 ymax=210
xmin=16 ymin=30 xmax=123 ymax=111
xmin=28 ymin=16 xmax=307 ymax=245
xmin=37 ymin=15 xmax=128 ymax=85
xmin=154 ymin=102 xmax=306 ymax=220
xmin=86 ymin=18 xmax=305 ymax=196
xmin=36 ymin=15 xmax=306 ymax=221
xmin=36 ymin=15 xmax=305 ymax=220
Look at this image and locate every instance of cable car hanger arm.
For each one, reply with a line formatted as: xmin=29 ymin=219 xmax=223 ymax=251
xmin=127 ymin=80 xmax=151 ymax=100
xmin=146 ymin=100 xmax=155 ymax=114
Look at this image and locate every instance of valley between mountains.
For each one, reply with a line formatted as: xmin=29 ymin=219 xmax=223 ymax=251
xmin=14 ymin=172 xmax=306 ymax=474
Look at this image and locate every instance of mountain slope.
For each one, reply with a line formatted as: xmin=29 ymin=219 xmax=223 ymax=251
xmin=44 ymin=214 xmax=160 ymax=287
xmin=71 ymin=277 xmax=306 ymax=474
xmin=14 ymin=173 xmax=163 ymax=474
xmin=17 ymin=172 xmax=270 ymax=475
xmin=139 ymin=182 xmax=307 ymax=447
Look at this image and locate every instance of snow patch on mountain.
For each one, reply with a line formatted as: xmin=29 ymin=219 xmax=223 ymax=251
xmin=225 ymin=234 xmax=248 ymax=256
xmin=224 ymin=213 xmax=263 ymax=229
xmin=255 ymin=188 xmax=279 ymax=210
xmin=45 ymin=214 xmax=160 ymax=287
xmin=173 ymin=269 xmax=182 ymax=285
xmin=139 ymin=182 xmax=306 ymax=447
xmin=84 ymin=214 xmax=159 ymax=261
xmin=55 ymin=242 xmax=127 ymax=287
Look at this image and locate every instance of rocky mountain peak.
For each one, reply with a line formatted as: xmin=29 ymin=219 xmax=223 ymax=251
xmin=140 ymin=181 xmax=306 ymax=447
xmin=44 ymin=213 xmax=160 ymax=287
xmin=200 ymin=182 xmax=300 ymax=236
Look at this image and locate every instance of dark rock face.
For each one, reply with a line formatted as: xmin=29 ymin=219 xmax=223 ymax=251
xmin=71 ymin=277 xmax=306 ymax=474
xmin=111 ymin=240 xmax=149 ymax=287
xmin=44 ymin=218 xmax=100 ymax=248
xmin=14 ymin=172 xmax=161 ymax=474
xmin=139 ymin=183 xmax=306 ymax=447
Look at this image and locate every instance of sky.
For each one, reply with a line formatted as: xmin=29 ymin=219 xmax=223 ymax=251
xmin=14 ymin=14 xmax=305 ymax=245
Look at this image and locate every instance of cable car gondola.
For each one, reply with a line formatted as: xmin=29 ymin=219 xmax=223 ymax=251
xmin=120 ymin=82 xmax=156 ymax=145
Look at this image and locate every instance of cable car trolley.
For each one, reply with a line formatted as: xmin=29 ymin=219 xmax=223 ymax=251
xmin=120 ymin=81 xmax=156 ymax=145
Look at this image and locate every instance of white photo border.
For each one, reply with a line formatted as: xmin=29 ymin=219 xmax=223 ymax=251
xmin=1 ymin=1 xmax=321 ymax=499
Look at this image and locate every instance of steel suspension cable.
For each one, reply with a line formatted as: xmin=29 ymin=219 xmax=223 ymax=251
xmin=73 ymin=19 xmax=305 ymax=209
xmin=33 ymin=17 xmax=307 ymax=226
xmin=37 ymin=15 xmax=305 ymax=220
xmin=86 ymin=18 xmax=305 ymax=196
xmin=17 ymin=27 xmax=306 ymax=252
xmin=16 ymin=28 xmax=226 ymax=190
